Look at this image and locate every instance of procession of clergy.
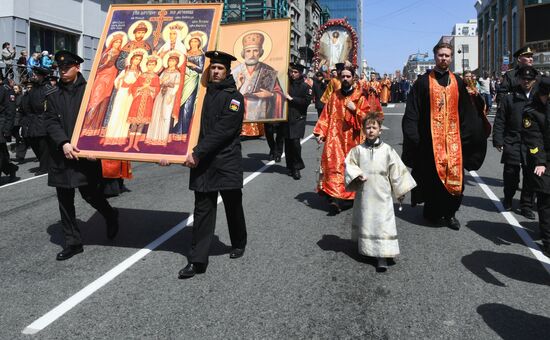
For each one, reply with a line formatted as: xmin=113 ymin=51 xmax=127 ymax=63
xmin=26 ymin=40 xmax=550 ymax=274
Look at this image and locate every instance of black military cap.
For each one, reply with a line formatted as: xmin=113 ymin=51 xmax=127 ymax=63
xmin=335 ymin=63 xmax=345 ymax=71
xmin=32 ymin=66 xmax=51 ymax=76
xmin=517 ymin=65 xmax=538 ymax=80
xmin=54 ymin=50 xmax=84 ymax=67
xmin=205 ymin=50 xmax=236 ymax=70
xmin=539 ymin=76 xmax=550 ymax=96
xmin=289 ymin=63 xmax=305 ymax=73
xmin=513 ymin=46 xmax=534 ymax=59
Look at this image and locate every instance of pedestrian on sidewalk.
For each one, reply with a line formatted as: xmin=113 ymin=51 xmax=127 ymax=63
xmin=345 ymin=113 xmax=416 ymax=272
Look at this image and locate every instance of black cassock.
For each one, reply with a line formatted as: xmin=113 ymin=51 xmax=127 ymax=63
xmin=402 ymin=70 xmax=487 ymax=220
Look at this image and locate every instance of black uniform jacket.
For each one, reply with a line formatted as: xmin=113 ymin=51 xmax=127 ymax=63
xmin=492 ymin=89 xmax=532 ymax=165
xmin=522 ymin=98 xmax=550 ymax=194
xmin=190 ymin=75 xmax=244 ymax=192
xmin=312 ymin=78 xmax=327 ymax=111
xmin=21 ymin=80 xmax=56 ymax=137
xmin=283 ymin=77 xmax=312 ymax=139
xmin=402 ymin=70 xmax=488 ymax=172
xmin=0 ymin=85 xmax=16 ymax=143
xmin=44 ymin=73 xmax=101 ymax=188
xmin=499 ymin=66 xmax=541 ymax=95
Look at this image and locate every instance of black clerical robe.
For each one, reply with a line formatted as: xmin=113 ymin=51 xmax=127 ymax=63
xmin=402 ymin=70 xmax=487 ymax=220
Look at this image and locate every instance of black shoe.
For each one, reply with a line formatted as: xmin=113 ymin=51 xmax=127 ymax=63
xmin=448 ymin=216 xmax=461 ymax=230
xmin=433 ymin=216 xmax=450 ymax=228
xmin=9 ymin=164 xmax=18 ymax=180
xmin=268 ymin=153 xmax=275 ymax=161
xmin=178 ymin=263 xmax=207 ymax=279
xmin=56 ymin=245 xmax=83 ymax=261
xmin=520 ymin=208 xmax=536 ymax=220
xmin=34 ymin=169 xmax=48 ymax=176
xmin=229 ymin=248 xmax=245 ymax=259
xmin=328 ymin=201 xmax=341 ymax=215
xmin=287 ymin=169 xmax=293 ymax=176
xmin=503 ymin=198 xmax=513 ymax=211
xmin=274 ymin=155 xmax=281 ymax=163
xmin=376 ymin=258 xmax=388 ymax=272
xmin=106 ymin=208 xmax=119 ymax=240
xmin=292 ymin=169 xmax=301 ymax=180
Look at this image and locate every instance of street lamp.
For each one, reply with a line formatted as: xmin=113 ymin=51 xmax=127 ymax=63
xmin=457 ymin=47 xmax=465 ymax=74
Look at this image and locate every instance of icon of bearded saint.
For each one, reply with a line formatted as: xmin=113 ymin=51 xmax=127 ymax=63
xmin=116 ymin=21 xmax=153 ymax=71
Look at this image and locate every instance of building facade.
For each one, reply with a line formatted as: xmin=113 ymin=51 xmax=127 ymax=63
xmin=439 ymin=19 xmax=479 ymax=74
xmin=402 ymin=52 xmax=436 ymax=81
xmin=475 ymin=0 xmax=550 ymax=75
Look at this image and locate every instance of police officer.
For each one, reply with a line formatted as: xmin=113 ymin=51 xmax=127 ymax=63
xmin=22 ymin=66 xmax=54 ymax=175
xmin=282 ymin=63 xmax=312 ymax=180
xmin=178 ymin=51 xmax=247 ymax=278
xmin=264 ymin=122 xmax=284 ymax=162
xmin=44 ymin=50 xmax=119 ymax=261
xmin=493 ymin=66 xmax=537 ymax=218
xmin=0 ymin=76 xmax=18 ymax=182
xmin=521 ymin=77 xmax=550 ymax=257
xmin=499 ymin=46 xmax=539 ymax=95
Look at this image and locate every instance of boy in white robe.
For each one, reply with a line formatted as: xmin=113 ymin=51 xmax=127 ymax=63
xmin=344 ymin=113 xmax=416 ymax=272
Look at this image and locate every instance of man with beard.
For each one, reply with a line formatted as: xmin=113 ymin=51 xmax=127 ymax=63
xmin=314 ymin=65 xmax=369 ymax=214
xmin=402 ymin=42 xmax=487 ymax=230
xmin=232 ymin=32 xmax=285 ymax=150
xmin=116 ymin=22 xmax=152 ymax=71
xmin=281 ymin=63 xmax=312 ymax=180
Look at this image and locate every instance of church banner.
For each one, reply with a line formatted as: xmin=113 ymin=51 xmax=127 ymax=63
xmin=314 ymin=19 xmax=358 ymax=71
xmin=217 ymin=19 xmax=290 ymax=123
xmin=71 ymin=3 xmax=223 ymax=163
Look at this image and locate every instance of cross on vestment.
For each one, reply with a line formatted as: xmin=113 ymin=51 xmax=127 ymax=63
xmin=149 ymin=10 xmax=174 ymax=49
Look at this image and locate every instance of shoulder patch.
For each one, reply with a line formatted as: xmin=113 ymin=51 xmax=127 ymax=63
xmin=9 ymin=94 xmax=15 ymax=102
xmin=44 ymin=84 xmax=58 ymax=96
xmin=229 ymin=99 xmax=241 ymax=112
xmin=523 ymin=118 xmax=532 ymax=128
xmin=530 ymin=147 xmax=539 ymax=154
xmin=308 ymin=88 xmax=312 ymax=95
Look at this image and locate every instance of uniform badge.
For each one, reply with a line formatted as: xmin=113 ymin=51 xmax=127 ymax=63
xmin=530 ymin=147 xmax=539 ymax=154
xmin=523 ymin=118 xmax=531 ymax=128
xmin=9 ymin=95 xmax=15 ymax=102
xmin=229 ymin=99 xmax=240 ymax=112
xmin=308 ymin=88 xmax=312 ymax=95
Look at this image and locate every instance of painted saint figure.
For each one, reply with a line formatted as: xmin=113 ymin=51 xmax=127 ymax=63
xmin=124 ymin=55 xmax=161 ymax=151
xmin=145 ymin=52 xmax=183 ymax=146
xmin=82 ymin=32 xmax=126 ymax=137
xmin=116 ymin=21 xmax=152 ymax=71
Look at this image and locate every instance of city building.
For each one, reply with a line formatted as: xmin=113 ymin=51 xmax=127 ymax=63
xmin=402 ymin=52 xmax=436 ymax=81
xmin=318 ymin=0 xmax=362 ymax=64
xmin=439 ymin=19 xmax=479 ymax=74
xmin=475 ymin=0 xmax=550 ymax=75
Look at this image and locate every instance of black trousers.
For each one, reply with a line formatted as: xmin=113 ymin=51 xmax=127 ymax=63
xmin=56 ymin=184 xmax=114 ymax=247
xmin=190 ymin=189 xmax=247 ymax=264
xmin=284 ymin=138 xmax=304 ymax=171
xmin=503 ymin=163 xmax=535 ymax=209
xmin=28 ymin=136 xmax=50 ymax=172
xmin=536 ymin=192 xmax=550 ymax=247
xmin=11 ymin=126 xmax=28 ymax=159
xmin=0 ymin=143 xmax=17 ymax=176
xmin=264 ymin=123 xmax=284 ymax=157
xmin=419 ymin=165 xmax=463 ymax=220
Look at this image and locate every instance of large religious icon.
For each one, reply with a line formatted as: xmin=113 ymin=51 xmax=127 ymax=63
xmin=314 ymin=19 xmax=358 ymax=71
xmin=217 ymin=19 xmax=291 ymax=123
xmin=72 ymin=4 xmax=223 ymax=163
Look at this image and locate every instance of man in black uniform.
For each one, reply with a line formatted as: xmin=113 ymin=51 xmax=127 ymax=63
xmin=499 ymin=46 xmax=538 ymax=96
xmin=0 ymin=77 xmax=18 ymax=182
xmin=282 ymin=63 xmax=312 ymax=180
xmin=178 ymin=51 xmax=247 ymax=278
xmin=44 ymin=50 xmax=119 ymax=261
xmin=264 ymin=122 xmax=284 ymax=162
xmin=521 ymin=77 xmax=550 ymax=257
xmin=22 ymin=66 xmax=54 ymax=175
xmin=493 ymin=66 xmax=537 ymax=218
xmin=312 ymin=71 xmax=328 ymax=117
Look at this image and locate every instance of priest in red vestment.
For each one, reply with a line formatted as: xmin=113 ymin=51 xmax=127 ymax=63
xmin=363 ymin=73 xmax=383 ymax=117
xmin=379 ymin=74 xmax=391 ymax=106
xmin=402 ymin=42 xmax=487 ymax=230
xmin=313 ymin=65 xmax=370 ymax=214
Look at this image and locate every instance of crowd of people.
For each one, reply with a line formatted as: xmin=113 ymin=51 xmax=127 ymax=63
xmin=1 ymin=40 xmax=549 ymax=276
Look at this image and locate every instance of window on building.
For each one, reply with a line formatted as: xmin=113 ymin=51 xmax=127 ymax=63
xmin=502 ymin=19 xmax=507 ymax=56
xmin=29 ymin=23 xmax=78 ymax=55
xmin=512 ymin=12 xmax=518 ymax=54
xmin=464 ymin=59 xmax=470 ymax=68
xmin=462 ymin=44 xmax=469 ymax=54
xmin=462 ymin=26 xmax=469 ymax=36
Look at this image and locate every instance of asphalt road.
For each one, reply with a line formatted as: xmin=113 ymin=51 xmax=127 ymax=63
xmin=1 ymin=103 xmax=549 ymax=339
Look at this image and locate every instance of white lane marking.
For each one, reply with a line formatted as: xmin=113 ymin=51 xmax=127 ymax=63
xmin=386 ymin=104 xmax=396 ymax=108
xmin=382 ymin=113 xmax=404 ymax=116
xmin=22 ymin=134 xmax=315 ymax=335
xmin=470 ymin=171 xmax=550 ymax=275
xmin=382 ymin=125 xmax=389 ymax=130
xmin=1 ymin=173 xmax=47 ymax=189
